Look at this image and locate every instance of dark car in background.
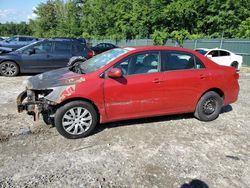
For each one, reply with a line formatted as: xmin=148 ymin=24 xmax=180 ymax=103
xmin=91 ymin=43 xmax=117 ymax=55
xmin=0 ymin=35 xmax=39 ymax=50
xmin=0 ymin=38 xmax=94 ymax=76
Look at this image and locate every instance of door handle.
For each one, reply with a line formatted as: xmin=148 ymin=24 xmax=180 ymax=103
xmin=200 ymin=74 xmax=208 ymax=79
xmin=152 ymin=78 xmax=162 ymax=83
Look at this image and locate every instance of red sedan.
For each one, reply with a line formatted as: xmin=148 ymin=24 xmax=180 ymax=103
xmin=17 ymin=46 xmax=239 ymax=139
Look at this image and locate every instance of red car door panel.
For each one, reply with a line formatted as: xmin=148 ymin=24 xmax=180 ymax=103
xmin=104 ymin=72 xmax=166 ymax=120
xmin=160 ymin=69 xmax=211 ymax=113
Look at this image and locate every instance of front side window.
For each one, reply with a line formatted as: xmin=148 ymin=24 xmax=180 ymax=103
xmin=114 ymin=51 xmax=160 ymax=76
xmin=6 ymin=37 xmax=18 ymax=42
xmin=21 ymin=41 xmax=53 ymax=54
xmin=162 ymin=51 xmax=205 ymax=71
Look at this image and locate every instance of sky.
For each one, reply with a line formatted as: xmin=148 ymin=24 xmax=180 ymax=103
xmin=0 ymin=0 xmax=46 ymax=23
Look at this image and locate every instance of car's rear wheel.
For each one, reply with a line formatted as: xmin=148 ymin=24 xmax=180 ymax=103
xmin=54 ymin=101 xmax=98 ymax=139
xmin=0 ymin=61 xmax=19 ymax=77
xmin=194 ymin=91 xmax=223 ymax=121
xmin=231 ymin=61 xmax=238 ymax=69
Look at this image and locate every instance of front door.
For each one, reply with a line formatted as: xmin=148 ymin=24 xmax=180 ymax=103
xmin=104 ymin=51 xmax=166 ymax=121
xmin=21 ymin=41 xmax=54 ymax=72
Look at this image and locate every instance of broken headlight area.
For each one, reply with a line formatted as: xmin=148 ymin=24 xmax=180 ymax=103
xmin=17 ymin=89 xmax=55 ymax=121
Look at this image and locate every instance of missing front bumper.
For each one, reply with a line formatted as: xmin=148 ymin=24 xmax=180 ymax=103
xmin=16 ymin=90 xmax=51 ymax=121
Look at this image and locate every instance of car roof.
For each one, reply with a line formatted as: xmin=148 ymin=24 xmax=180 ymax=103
xmin=122 ymin=46 xmax=196 ymax=53
xmin=42 ymin=38 xmax=81 ymax=43
xmin=13 ymin=35 xmax=37 ymax=38
xmin=195 ymin=47 xmax=231 ymax=52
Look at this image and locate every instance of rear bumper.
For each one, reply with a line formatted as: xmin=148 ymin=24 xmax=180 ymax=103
xmin=224 ymin=81 xmax=240 ymax=106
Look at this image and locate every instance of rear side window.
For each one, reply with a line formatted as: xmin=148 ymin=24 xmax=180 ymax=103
xmin=19 ymin=37 xmax=26 ymax=41
xmin=25 ymin=37 xmax=35 ymax=41
xmin=54 ymin=42 xmax=71 ymax=54
xmin=208 ymin=50 xmax=219 ymax=57
xmin=73 ymin=44 xmax=85 ymax=54
xmin=162 ymin=51 xmax=205 ymax=71
xmin=219 ymin=50 xmax=230 ymax=56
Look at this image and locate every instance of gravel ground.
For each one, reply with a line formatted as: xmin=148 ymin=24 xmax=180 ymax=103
xmin=0 ymin=73 xmax=249 ymax=188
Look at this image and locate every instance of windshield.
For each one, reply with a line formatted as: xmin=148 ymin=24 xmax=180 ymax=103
xmin=195 ymin=49 xmax=208 ymax=55
xmin=79 ymin=48 xmax=129 ymax=73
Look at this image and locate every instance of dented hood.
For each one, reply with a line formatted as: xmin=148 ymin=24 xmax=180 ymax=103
xmin=25 ymin=68 xmax=84 ymax=90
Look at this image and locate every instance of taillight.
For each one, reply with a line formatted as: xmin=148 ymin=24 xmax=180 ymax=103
xmin=87 ymin=50 xmax=94 ymax=58
xmin=234 ymin=72 xmax=239 ymax=80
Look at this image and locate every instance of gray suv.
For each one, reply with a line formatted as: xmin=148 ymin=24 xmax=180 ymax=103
xmin=0 ymin=38 xmax=93 ymax=76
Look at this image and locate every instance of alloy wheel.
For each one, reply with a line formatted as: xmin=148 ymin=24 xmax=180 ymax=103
xmin=62 ymin=107 xmax=92 ymax=135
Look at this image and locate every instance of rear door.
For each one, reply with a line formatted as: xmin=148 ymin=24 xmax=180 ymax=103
xmin=159 ymin=50 xmax=209 ymax=113
xmin=21 ymin=41 xmax=54 ymax=72
xmin=48 ymin=41 xmax=72 ymax=69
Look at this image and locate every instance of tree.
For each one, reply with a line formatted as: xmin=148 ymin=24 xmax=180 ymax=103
xmin=237 ymin=17 xmax=250 ymax=38
xmin=170 ymin=30 xmax=190 ymax=47
xmin=152 ymin=30 xmax=169 ymax=45
xmin=30 ymin=0 xmax=60 ymax=37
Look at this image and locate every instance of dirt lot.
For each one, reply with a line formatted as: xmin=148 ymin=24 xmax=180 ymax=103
xmin=0 ymin=73 xmax=249 ymax=188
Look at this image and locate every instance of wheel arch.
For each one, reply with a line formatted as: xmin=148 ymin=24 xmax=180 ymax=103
xmin=199 ymin=88 xmax=225 ymax=99
xmin=0 ymin=59 xmax=21 ymax=71
xmin=231 ymin=61 xmax=239 ymax=69
xmin=55 ymin=97 xmax=101 ymax=122
xmin=196 ymin=88 xmax=225 ymax=109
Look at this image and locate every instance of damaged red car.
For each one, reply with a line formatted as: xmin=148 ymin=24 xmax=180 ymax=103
xmin=17 ymin=46 xmax=240 ymax=139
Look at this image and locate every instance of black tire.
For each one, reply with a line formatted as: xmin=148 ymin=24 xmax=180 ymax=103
xmin=42 ymin=112 xmax=55 ymax=127
xmin=194 ymin=91 xmax=223 ymax=121
xmin=0 ymin=61 xmax=19 ymax=77
xmin=231 ymin=61 xmax=238 ymax=69
xmin=54 ymin=101 xmax=98 ymax=139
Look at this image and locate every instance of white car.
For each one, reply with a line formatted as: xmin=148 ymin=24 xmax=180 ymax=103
xmin=195 ymin=48 xmax=243 ymax=70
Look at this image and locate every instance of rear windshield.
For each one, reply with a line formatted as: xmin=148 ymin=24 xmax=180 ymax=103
xmin=195 ymin=49 xmax=208 ymax=55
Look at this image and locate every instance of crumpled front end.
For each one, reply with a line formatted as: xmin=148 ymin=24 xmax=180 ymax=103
xmin=16 ymin=88 xmax=55 ymax=121
xmin=16 ymin=68 xmax=86 ymax=122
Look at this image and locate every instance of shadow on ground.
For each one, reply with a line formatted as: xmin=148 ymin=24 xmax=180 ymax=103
xmin=92 ymin=105 xmax=232 ymax=136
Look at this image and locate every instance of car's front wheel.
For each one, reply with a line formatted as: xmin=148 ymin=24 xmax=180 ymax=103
xmin=0 ymin=61 xmax=19 ymax=77
xmin=194 ymin=91 xmax=223 ymax=121
xmin=54 ymin=101 xmax=98 ymax=139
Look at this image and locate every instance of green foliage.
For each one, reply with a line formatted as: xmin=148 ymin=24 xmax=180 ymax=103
xmin=237 ymin=17 xmax=250 ymax=38
xmin=152 ymin=30 xmax=169 ymax=45
xmin=170 ymin=30 xmax=190 ymax=47
xmin=0 ymin=22 xmax=31 ymax=36
xmin=1 ymin=0 xmax=250 ymax=40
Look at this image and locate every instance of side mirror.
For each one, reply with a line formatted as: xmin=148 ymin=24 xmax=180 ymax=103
xmin=28 ymin=48 xmax=35 ymax=55
xmin=207 ymin=54 xmax=212 ymax=58
xmin=108 ymin=68 xmax=122 ymax=78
